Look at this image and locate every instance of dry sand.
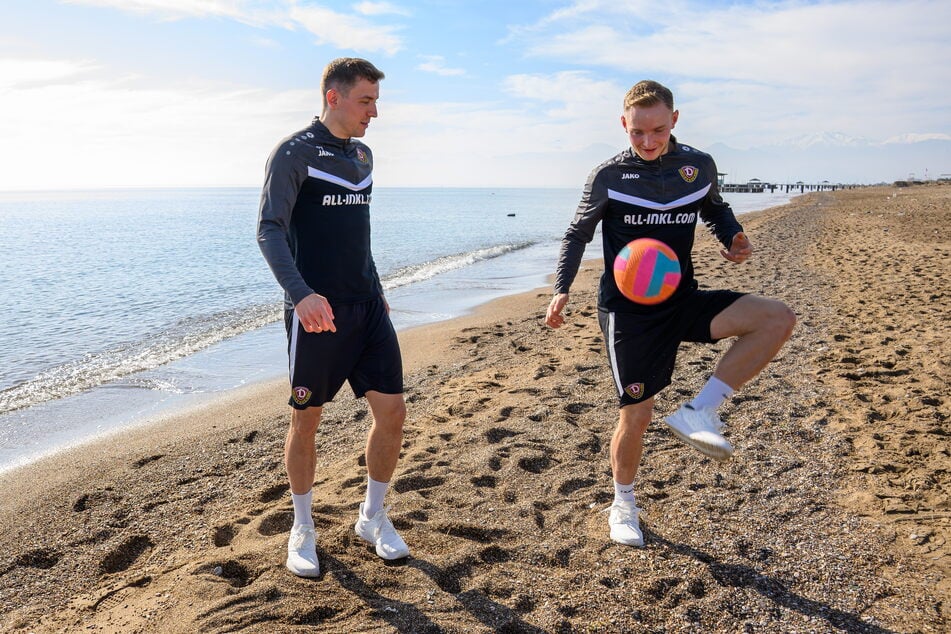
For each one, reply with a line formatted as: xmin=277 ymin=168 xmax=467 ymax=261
xmin=0 ymin=185 xmax=948 ymax=633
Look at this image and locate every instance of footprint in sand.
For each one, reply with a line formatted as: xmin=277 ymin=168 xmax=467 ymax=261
xmin=392 ymin=473 xmax=446 ymax=496
xmin=434 ymin=522 xmax=508 ymax=543
xmin=99 ymin=535 xmax=153 ymax=574
xmin=12 ymin=548 xmax=61 ymax=570
xmin=557 ymin=477 xmax=597 ymax=496
xmin=257 ymin=509 xmax=294 ymax=536
xmin=72 ymin=489 xmax=121 ymax=512
xmin=193 ymin=559 xmax=255 ymax=588
xmin=257 ymin=483 xmax=289 ymax=503
xmin=213 ymin=524 xmax=237 ymax=547
xmin=471 ymin=474 xmax=497 ymax=488
xmin=131 ymin=454 xmax=164 ymax=469
xmin=484 ymin=427 xmax=520 ymax=443
xmin=517 ymin=453 xmax=554 ymax=474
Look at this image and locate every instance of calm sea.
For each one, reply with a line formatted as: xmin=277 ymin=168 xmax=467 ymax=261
xmin=0 ymin=187 xmax=795 ymax=471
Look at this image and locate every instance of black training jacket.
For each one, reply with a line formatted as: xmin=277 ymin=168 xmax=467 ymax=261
xmin=257 ymin=119 xmax=383 ymax=309
xmin=554 ymin=136 xmax=743 ymax=314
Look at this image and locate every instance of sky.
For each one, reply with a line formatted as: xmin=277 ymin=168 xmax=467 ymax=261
xmin=0 ymin=0 xmax=949 ymax=189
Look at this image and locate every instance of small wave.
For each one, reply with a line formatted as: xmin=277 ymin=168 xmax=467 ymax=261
xmin=1 ymin=243 xmax=534 ymax=415
xmin=382 ymin=242 xmax=534 ymax=291
xmin=0 ymin=303 xmax=281 ymax=415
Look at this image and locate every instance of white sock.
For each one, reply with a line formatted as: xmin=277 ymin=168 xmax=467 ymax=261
xmin=363 ymin=476 xmax=389 ymax=518
xmin=291 ymin=490 xmax=314 ymax=528
xmin=613 ymin=480 xmax=636 ymax=505
xmin=690 ymin=376 xmax=734 ymax=412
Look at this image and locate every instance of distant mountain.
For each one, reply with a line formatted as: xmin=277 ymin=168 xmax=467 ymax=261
xmin=780 ymin=132 xmax=870 ymax=150
xmin=707 ymin=133 xmax=951 ymax=185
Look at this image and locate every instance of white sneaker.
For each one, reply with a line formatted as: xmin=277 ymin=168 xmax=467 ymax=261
xmin=664 ymin=404 xmax=734 ymax=461
xmin=354 ymin=503 xmax=410 ymax=560
xmin=286 ymin=524 xmax=320 ymax=577
xmin=608 ymin=500 xmax=644 ymax=547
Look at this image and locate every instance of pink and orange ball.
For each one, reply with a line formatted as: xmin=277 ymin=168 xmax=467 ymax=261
xmin=613 ymin=238 xmax=681 ymax=305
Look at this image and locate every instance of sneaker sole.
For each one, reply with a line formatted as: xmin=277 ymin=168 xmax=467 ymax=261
xmin=610 ymin=533 xmax=644 ymax=547
xmin=354 ymin=525 xmax=410 ymax=560
xmin=665 ymin=425 xmax=734 ymax=461
xmin=286 ymin=559 xmax=320 ymax=578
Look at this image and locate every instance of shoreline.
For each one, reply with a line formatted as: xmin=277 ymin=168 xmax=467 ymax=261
xmin=2 ymin=186 xmax=947 ymax=632
xmin=0 ymin=241 xmax=562 ymax=475
xmin=0 ymin=190 xmax=795 ymax=474
xmin=0 ymin=272 xmax=574 ymax=501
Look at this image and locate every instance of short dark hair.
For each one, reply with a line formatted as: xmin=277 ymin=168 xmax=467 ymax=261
xmin=321 ymin=58 xmax=385 ymax=109
xmin=623 ymin=80 xmax=674 ymax=111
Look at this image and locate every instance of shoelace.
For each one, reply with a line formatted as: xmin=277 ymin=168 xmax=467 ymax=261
xmin=688 ymin=407 xmax=724 ymax=432
xmin=290 ymin=526 xmax=315 ymax=549
xmin=602 ymin=503 xmax=641 ymax=521
xmin=375 ymin=507 xmax=400 ymax=540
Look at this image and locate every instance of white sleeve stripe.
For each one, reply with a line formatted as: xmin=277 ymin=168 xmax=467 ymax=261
xmin=306 ymin=166 xmax=372 ymax=191
xmin=607 ymin=183 xmax=710 ymax=211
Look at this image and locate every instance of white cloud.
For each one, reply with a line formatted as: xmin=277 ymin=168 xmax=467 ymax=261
xmin=62 ymin=0 xmax=287 ymax=25
xmin=369 ymin=72 xmax=638 ymax=187
xmin=0 ymin=60 xmax=609 ymax=190
xmin=515 ymin=0 xmax=951 ymax=146
xmin=289 ymin=4 xmax=403 ymax=55
xmin=503 ymin=71 xmax=622 ymax=123
xmin=0 ymin=58 xmax=322 ymax=189
xmin=63 ymin=0 xmax=405 ymax=50
xmin=354 ymin=2 xmax=411 ymax=16
xmin=0 ymin=58 xmax=99 ymax=88
xmin=416 ymin=55 xmax=465 ymax=77
xmin=369 ymin=100 xmax=606 ymax=187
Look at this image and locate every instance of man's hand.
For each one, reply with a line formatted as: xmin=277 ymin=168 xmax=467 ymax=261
xmin=546 ymin=293 xmax=569 ymax=328
xmin=295 ymin=293 xmax=336 ymax=333
xmin=721 ymin=231 xmax=752 ymax=263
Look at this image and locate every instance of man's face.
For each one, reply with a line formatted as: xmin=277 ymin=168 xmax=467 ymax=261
xmin=326 ymin=77 xmax=380 ymax=138
xmin=621 ymin=102 xmax=679 ymax=161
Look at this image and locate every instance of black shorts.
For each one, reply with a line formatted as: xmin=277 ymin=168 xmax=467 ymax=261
xmin=598 ymin=289 xmax=744 ymax=407
xmin=284 ymin=297 xmax=403 ymax=409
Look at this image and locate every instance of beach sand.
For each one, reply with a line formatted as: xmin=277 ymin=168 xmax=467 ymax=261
xmin=0 ymin=185 xmax=948 ymax=633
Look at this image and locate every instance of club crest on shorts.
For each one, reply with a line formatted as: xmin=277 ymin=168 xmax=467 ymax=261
xmin=624 ymin=382 xmax=645 ymax=399
xmin=292 ymin=386 xmax=312 ymax=406
xmin=679 ymin=166 xmax=699 ymax=183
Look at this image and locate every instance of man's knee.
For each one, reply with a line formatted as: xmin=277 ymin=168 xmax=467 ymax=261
xmin=714 ymin=295 xmax=795 ymax=340
xmin=619 ymin=402 xmax=652 ymax=435
xmin=368 ymin=393 xmax=406 ymax=430
xmin=768 ymin=300 xmax=797 ymax=343
xmin=290 ymin=407 xmax=321 ymax=436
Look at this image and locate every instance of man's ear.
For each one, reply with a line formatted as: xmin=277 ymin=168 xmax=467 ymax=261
xmin=671 ymin=109 xmax=679 ymax=128
xmin=620 ymin=114 xmax=628 ymax=132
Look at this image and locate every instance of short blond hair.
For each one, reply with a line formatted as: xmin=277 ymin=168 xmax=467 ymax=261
xmin=623 ymin=80 xmax=674 ymax=111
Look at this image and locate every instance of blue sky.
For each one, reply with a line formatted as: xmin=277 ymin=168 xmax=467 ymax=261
xmin=1 ymin=0 xmax=948 ymax=189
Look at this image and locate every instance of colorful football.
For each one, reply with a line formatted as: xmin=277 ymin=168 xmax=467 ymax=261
xmin=613 ymin=238 xmax=681 ymax=305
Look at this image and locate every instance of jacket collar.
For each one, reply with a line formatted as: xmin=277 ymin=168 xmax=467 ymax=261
xmin=309 ymin=118 xmax=351 ymax=149
xmin=628 ymin=134 xmax=680 ymax=165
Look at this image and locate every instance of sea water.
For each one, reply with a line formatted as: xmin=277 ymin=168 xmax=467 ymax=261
xmin=0 ymin=187 xmax=795 ymax=471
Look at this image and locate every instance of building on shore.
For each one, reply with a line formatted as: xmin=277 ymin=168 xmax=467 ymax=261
xmin=719 ymin=176 xmax=853 ymax=193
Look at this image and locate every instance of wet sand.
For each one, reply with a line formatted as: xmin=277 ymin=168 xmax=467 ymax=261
xmin=0 ymin=185 xmax=948 ymax=633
